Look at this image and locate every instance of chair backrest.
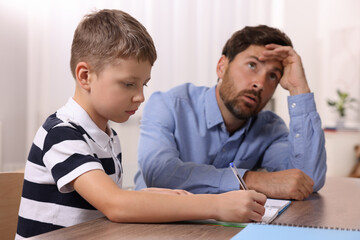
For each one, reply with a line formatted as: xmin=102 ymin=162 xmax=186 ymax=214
xmin=0 ymin=172 xmax=24 ymax=240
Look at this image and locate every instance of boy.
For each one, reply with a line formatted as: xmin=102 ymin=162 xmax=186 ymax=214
xmin=16 ymin=9 xmax=266 ymax=239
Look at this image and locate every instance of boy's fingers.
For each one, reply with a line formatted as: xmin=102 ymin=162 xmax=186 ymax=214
xmin=249 ymin=206 xmax=265 ymax=222
xmin=251 ymin=191 xmax=267 ymax=205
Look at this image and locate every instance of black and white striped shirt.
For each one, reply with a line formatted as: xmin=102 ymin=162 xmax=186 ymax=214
xmin=16 ymin=98 xmax=123 ymax=239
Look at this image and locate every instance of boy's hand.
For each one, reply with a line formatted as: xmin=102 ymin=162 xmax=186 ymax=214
xmin=260 ymin=44 xmax=310 ymax=96
xmin=214 ymin=190 xmax=266 ymax=223
xmin=141 ymin=187 xmax=193 ymax=195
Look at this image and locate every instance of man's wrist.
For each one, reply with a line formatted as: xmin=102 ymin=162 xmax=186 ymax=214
xmin=243 ymin=171 xmax=257 ymax=190
xmin=289 ymin=85 xmax=311 ymax=96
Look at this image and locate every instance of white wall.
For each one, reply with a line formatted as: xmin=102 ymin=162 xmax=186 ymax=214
xmin=272 ymin=0 xmax=360 ymax=128
xmin=0 ymin=1 xmax=28 ymax=171
xmin=0 ymin=0 xmax=359 ymax=187
xmin=318 ymin=0 xmax=360 ymax=128
xmin=272 ymin=0 xmax=322 ymax=124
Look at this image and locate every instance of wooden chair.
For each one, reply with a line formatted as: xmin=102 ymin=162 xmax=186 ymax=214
xmin=0 ymin=172 xmax=24 ymax=240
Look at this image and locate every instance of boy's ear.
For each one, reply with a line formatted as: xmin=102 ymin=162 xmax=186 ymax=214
xmin=216 ymin=55 xmax=228 ymax=79
xmin=75 ymin=62 xmax=92 ymax=91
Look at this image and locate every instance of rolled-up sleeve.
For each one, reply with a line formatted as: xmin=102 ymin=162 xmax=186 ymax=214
xmin=261 ymin=93 xmax=326 ymax=191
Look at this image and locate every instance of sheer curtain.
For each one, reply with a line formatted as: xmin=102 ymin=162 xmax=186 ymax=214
xmin=3 ymin=0 xmax=358 ymax=182
xmin=317 ymin=0 xmax=360 ymax=128
xmin=26 ymin=0 xmax=276 ymax=129
xmin=25 ymin=0 xmax=279 ymax=186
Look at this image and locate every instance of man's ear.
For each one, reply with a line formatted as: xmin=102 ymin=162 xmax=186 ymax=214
xmin=75 ymin=62 xmax=92 ymax=91
xmin=216 ymin=55 xmax=228 ymax=79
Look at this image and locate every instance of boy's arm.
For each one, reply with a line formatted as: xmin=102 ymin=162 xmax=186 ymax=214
xmin=42 ymin=122 xmax=265 ymax=222
xmin=72 ymin=169 xmax=267 ymax=223
xmin=140 ymin=187 xmax=193 ymax=195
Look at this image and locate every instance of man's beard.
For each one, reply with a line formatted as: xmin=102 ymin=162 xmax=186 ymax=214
xmin=219 ymin=85 xmax=262 ymax=120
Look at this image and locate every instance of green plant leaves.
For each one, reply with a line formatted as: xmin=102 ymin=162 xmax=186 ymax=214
xmin=327 ymin=89 xmax=358 ymax=117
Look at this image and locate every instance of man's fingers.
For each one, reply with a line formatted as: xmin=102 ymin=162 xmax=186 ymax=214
xmin=265 ymin=43 xmax=293 ymax=51
xmin=262 ymin=50 xmax=289 ymax=58
xmin=260 ymin=44 xmax=298 ymax=64
xmin=301 ymin=173 xmax=314 ymax=196
xmin=295 ymin=187 xmax=308 ymax=200
xmin=291 ymin=173 xmax=313 ymax=200
xmin=302 ymin=181 xmax=314 ymax=198
xmin=260 ymin=55 xmax=287 ymax=62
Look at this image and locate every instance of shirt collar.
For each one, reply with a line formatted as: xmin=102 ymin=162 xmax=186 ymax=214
xmin=204 ymin=85 xmax=255 ymax=135
xmin=61 ymin=97 xmax=113 ymax=149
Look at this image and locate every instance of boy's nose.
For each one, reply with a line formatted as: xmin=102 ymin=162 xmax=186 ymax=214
xmin=133 ymin=90 xmax=145 ymax=103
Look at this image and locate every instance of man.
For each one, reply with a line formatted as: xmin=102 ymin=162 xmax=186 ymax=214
xmin=134 ymin=25 xmax=326 ymax=200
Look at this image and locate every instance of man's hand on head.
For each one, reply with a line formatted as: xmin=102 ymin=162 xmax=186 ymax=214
xmin=259 ymin=44 xmax=311 ymax=96
xmin=243 ymin=169 xmax=314 ymax=200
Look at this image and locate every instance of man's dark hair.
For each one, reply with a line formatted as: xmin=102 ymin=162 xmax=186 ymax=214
xmin=222 ymin=25 xmax=293 ymax=63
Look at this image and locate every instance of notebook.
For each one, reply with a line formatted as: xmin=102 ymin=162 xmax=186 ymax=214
xmin=231 ymin=223 xmax=360 ymax=240
xmin=262 ymin=198 xmax=291 ymax=223
xmin=187 ymin=198 xmax=291 ymax=227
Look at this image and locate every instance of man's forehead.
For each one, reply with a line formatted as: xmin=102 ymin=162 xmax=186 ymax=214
xmin=248 ymin=55 xmax=283 ymax=73
xmin=239 ymin=46 xmax=284 ymax=71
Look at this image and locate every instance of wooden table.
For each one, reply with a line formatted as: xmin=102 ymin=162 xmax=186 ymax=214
xmin=273 ymin=176 xmax=360 ymax=230
xmin=28 ymin=177 xmax=360 ymax=240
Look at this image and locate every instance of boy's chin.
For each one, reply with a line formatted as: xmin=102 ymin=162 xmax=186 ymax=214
xmin=112 ymin=116 xmax=131 ymax=124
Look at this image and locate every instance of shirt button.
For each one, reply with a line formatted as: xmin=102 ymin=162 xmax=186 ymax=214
xmin=291 ymin=103 xmax=296 ymax=108
xmin=295 ymin=133 xmax=300 ymax=138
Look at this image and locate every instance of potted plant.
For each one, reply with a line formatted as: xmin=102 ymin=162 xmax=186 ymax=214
xmin=327 ymin=89 xmax=357 ymax=129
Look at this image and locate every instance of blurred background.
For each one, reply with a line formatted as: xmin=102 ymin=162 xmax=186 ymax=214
xmin=0 ymin=0 xmax=359 ymax=188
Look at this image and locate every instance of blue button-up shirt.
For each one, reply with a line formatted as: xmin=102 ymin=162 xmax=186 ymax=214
xmin=134 ymin=83 xmax=326 ymax=193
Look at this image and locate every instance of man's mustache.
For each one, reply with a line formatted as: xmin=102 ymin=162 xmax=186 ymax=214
xmin=237 ymin=89 xmax=262 ymax=102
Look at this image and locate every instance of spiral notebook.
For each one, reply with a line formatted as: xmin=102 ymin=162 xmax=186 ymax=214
xmin=231 ymin=224 xmax=360 ymax=240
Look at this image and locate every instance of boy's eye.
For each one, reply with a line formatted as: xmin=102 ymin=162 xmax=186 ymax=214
xmin=124 ymin=82 xmax=135 ymax=87
xmin=248 ymin=62 xmax=256 ymax=70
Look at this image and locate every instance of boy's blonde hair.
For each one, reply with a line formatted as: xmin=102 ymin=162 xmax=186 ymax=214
xmin=70 ymin=9 xmax=157 ymax=79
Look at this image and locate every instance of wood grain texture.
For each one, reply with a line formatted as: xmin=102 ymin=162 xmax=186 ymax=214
xmin=28 ymin=219 xmax=242 ymax=240
xmin=273 ymin=176 xmax=360 ymax=230
xmin=28 ymin=177 xmax=360 ymax=239
xmin=0 ymin=172 xmax=24 ymax=240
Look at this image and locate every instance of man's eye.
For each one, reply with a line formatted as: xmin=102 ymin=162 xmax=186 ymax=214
xmin=269 ymin=73 xmax=279 ymax=82
xmin=248 ymin=62 xmax=256 ymax=70
xmin=124 ymin=82 xmax=135 ymax=87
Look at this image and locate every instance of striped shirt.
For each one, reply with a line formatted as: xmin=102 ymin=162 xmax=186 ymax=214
xmin=16 ymin=98 xmax=123 ymax=239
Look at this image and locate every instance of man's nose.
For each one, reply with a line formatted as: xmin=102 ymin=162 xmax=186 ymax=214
xmin=251 ymin=76 xmax=265 ymax=91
